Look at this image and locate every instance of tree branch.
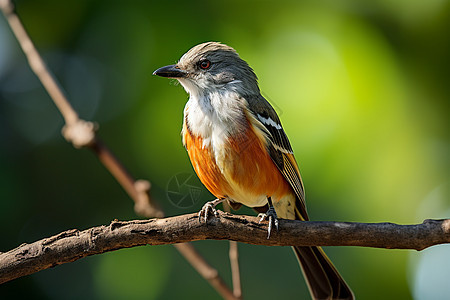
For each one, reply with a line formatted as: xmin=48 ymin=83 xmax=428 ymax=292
xmin=223 ymin=202 xmax=242 ymax=299
xmin=1 ymin=213 xmax=449 ymax=285
xmin=173 ymin=243 xmax=237 ymax=300
xmin=0 ymin=2 xmax=237 ymax=298
xmin=228 ymin=240 xmax=242 ymax=299
xmin=0 ymin=0 xmax=162 ymax=219
xmin=2 ymin=2 xmax=447 ymax=299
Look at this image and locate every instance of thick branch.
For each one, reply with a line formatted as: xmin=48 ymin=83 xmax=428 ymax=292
xmin=0 ymin=2 xmax=232 ymax=298
xmin=1 ymin=212 xmax=449 ymax=284
xmin=0 ymin=1 xmax=235 ymax=297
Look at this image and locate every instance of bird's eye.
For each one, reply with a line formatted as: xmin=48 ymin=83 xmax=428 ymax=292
xmin=199 ymin=59 xmax=211 ymax=70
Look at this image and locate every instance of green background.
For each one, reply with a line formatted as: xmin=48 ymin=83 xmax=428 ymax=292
xmin=0 ymin=0 xmax=449 ymax=299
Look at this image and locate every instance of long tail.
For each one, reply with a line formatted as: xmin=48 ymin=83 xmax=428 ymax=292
xmin=293 ymin=246 xmax=354 ymax=300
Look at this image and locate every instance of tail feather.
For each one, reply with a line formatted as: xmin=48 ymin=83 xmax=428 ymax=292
xmin=293 ymin=246 xmax=354 ymax=300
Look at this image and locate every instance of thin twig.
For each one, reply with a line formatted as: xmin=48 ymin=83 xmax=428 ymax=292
xmin=1 ymin=213 xmax=448 ymax=285
xmin=0 ymin=2 xmax=234 ymax=298
xmin=173 ymin=243 xmax=238 ymax=300
xmin=223 ymin=202 xmax=242 ymax=299
xmin=228 ymin=241 xmax=242 ymax=299
xmin=91 ymin=138 xmax=163 ymax=218
xmin=0 ymin=0 xmax=78 ymax=126
xmin=0 ymin=0 xmax=160 ymax=217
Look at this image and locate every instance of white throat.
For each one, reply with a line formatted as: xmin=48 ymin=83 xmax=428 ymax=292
xmin=180 ymin=78 xmax=247 ymax=150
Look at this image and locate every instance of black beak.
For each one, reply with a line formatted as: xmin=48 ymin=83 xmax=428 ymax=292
xmin=153 ymin=64 xmax=187 ymax=78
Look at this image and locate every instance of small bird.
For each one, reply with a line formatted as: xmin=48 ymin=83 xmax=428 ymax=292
xmin=154 ymin=42 xmax=354 ymax=300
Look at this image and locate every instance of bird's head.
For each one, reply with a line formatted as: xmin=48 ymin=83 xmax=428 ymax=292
xmin=153 ymin=42 xmax=259 ymax=97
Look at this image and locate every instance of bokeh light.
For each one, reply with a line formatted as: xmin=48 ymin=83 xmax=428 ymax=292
xmin=1 ymin=0 xmax=448 ymax=299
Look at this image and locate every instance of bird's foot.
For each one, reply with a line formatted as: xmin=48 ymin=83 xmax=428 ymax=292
xmin=258 ymin=205 xmax=279 ymax=239
xmin=198 ymin=198 xmax=224 ymax=222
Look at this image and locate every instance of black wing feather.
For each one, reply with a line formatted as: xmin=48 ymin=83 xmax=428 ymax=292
xmin=246 ymin=94 xmax=307 ymax=220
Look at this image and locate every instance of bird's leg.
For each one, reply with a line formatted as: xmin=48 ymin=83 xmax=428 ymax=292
xmin=257 ymin=197 xmax=279 ymax=239
xmin=198 ymin=198 xmax=225 ymax=222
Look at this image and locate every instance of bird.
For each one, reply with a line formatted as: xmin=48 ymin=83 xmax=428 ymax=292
xmin=153 ymin=42 xmax=354 ymax=300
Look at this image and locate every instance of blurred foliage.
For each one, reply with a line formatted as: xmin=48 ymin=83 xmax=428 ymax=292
xmin=0 ymin=0 xmax=449 ymax=299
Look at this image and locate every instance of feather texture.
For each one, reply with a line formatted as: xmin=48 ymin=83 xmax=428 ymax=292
xmin=156 ymin=41 xmax=354 ymax=300
xmin=245 ymin=94 xmax=307 ymax=220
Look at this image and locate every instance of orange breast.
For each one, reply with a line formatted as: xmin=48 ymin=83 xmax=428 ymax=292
xmin=182 ymin=125 xmax=232 ymax=198
xmin=224 ymin=122 xmax=293 ymax=202
xmin=183 ymin=118 xmax=293 ymax=206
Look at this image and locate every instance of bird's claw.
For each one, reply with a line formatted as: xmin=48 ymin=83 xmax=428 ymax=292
xmin=198 ymin=200 xmax=220 ymax=222
xmin=258 ymin=206 xmax=279 ymax=239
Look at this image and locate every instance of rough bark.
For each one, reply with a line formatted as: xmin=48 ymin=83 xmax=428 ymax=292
xmin=1 ymin=212 xmax=449 ymax=285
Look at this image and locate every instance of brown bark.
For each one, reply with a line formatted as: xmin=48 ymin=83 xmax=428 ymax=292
xmin=1 ymin=212 xmax=449 ymax=285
